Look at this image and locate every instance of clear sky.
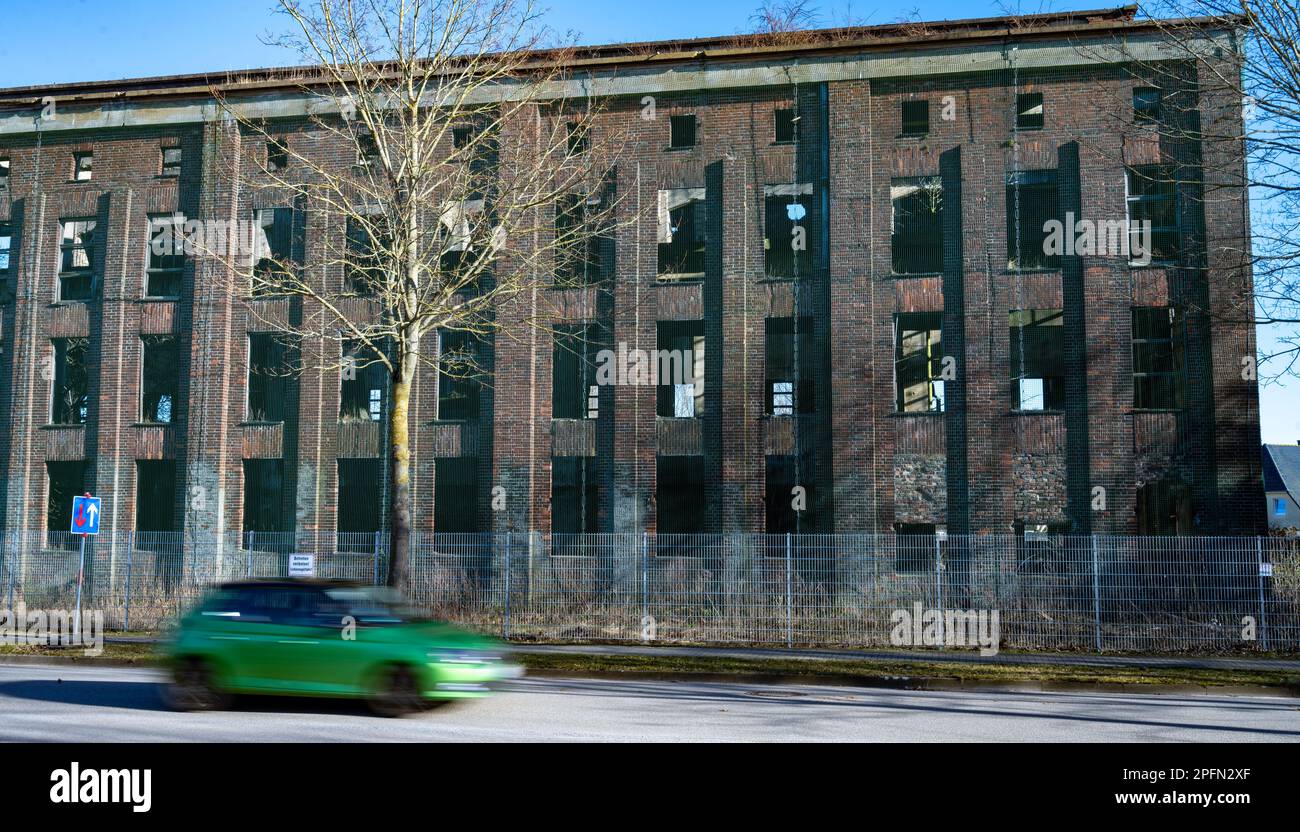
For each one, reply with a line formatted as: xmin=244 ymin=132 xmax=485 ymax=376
xmin=2 ymin=0 xmax=1295 ymax=443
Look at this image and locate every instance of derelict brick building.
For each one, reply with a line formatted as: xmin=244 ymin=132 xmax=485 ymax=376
xmin=0 ymin=6 xmax=1265 ymax=549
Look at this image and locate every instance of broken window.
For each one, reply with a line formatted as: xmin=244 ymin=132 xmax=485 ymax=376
xmin=267 ymin=139 xmax=288 ymax=172
xmin=895 ymin=522 xmax=943 ymax=573
xmin=669 ymin=114 xmax=696 ymax=149
xmin=657 ymin=455 xmax=706 ymax=534
xmin=1015 ymin=92 xmax=1044 ymax=129
xmin=46 ymin=461 xmax=88 ymax=533
xmin=161 ymin=146 xmax=182 ymax=177
xmin=894 ymin=313 xmax=944 ymax=413
xmin=765 ymin=317 xmax=814 ymax=416
xmin=891 ymin=177 xmax=944 ymax=274
xmin=656 ymin=320 xmax=705 ymax=418
xmin=552 ymin=456 xmax=599 ymax=534
xmin=1133 ymin=87 xmax=1162 ymax=122
xmin=337 ymin=458 xmax=383 ymax=534
xmin=1132 ymin=307 xmax=1185 ymax=410
xmin=0 ymin=158 xmax=9 ymax=195
xmin=252 ymin=207 xmax=294 ymax=294
xmin=774 ymin=108 xmax=798 ymax=144
xmin=764 ymin=183 xmax=813 ymax=279
xmin=1126 ymin=165 xmax=1178 ymax=264
xmin=1009 ymin=309 xmax=1065 ymax=411
xmin=437 ymin=199 xmax=483 ymax=280
xmin=73 ymin=152 xmax=93 ymax=182
xmin=51 ymin=337 xmax=89 ymax=425
xmin=566 ymin=121 xmax=589 ymax=155
xmin=58 ymin=218 xmax=96 ymax=301
xmin=247 ymin=333 xmax=289 ymax=422
xmin=1006 ymin=170 xmax=1059 ymax=270
xmin=146 ymin=213 xmax=185 ymax=297
xmin=141 ymin=335 xmax=179 ymax=424
xmin=901 ymin=100 xmax=929 ymax=136
xmin=0 ymin=224 xmax=12 ymax=277
xmin=1136 ymin=478 xmax=1191 ymax=535
xmin=657 ymin=187 xmax=707 ymax=278
xmin=555 ymin=194 xmax=602 ymax=287
xmin=553 ymin=323 xmax=599 ymax=419
xmin=242 ymin=459 xmax=285 ymax=534
xmin=136 ymin=460 xmax=177 ymax=532
xmin=1014 ymin=521 xmax=1071 ymax=571
xmin=436 ymin=330 xmax=481 ymax=421
xmin=345 ymin=213 xmax=390 ymax=293
xmin=435 ymin=457 xmax=479 ymax=532
xmin=357 ymin=130 xmax=380 ymax=166
xmin=340 ymin=341 xmax=387 ymax=422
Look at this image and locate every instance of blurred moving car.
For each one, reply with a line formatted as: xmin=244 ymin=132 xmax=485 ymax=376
xmin=163 ymin=579 xmax=522 ymax=716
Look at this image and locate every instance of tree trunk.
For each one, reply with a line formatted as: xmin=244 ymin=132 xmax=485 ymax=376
xmin=387 ymin=338 xmax=418 ymax=589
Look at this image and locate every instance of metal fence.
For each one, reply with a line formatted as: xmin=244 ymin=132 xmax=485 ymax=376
xmin=2 ymin=530 xmax=1297 ymax=654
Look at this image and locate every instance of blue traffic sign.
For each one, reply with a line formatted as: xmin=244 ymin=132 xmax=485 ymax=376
xmin=71 ymin=493 xmax=101 ymax=535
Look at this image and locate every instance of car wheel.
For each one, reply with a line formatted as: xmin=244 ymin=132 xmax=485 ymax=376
xmin=368 ymin=665 xmax=425 ymax=717
xmin=167 ymin=658 xmax=229 ymax=712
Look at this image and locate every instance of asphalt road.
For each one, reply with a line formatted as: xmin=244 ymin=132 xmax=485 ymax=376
xmin=1 ymin=662 xmax=1298 ymax=742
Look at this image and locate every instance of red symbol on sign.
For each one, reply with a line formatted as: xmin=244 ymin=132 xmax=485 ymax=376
xmin=74 ymin=492 xmax=91 ymax=529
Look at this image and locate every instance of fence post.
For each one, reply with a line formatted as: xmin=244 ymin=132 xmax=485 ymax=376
xmin=785 ymin=532 xmax=793 ymax=649
xmin=1256 ymin=537 xmax=1269 ymax=651
xmin=73 ymin=534 xmax=87 ymax=643
xmin=502 ymin=532 xmax=511 ymax=641
xmin=934 ymin=533 xmax=943 ymax=647
xmin=641 ymin=532 xmax=649 ymax=628
xmin=1091 ymin=534 xmax=1102 ymax=653
xmin=372 ymin=531 xmax=381 ymax=586
xmin=124 ymin=531 xmax=134 ymax=632
xmin=5 ymin=529 xmax=14 ymax=618
xmin=246 ymin=531 xmax=254 ymax=578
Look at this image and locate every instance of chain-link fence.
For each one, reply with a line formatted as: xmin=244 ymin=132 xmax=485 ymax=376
xmin=2 ymin=530 xmax=1296 ymax=653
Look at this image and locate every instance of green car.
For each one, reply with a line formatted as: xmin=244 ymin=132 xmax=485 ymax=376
xmin=163 ymin=579 xmax=522 ymax=716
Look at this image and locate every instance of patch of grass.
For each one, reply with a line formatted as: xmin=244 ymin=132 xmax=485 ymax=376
xmin=0 ymin=642 xmax=160 ymax=664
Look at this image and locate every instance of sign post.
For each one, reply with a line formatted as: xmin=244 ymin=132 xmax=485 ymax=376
xmin=70 ymin=493 xmax=102 ymax=642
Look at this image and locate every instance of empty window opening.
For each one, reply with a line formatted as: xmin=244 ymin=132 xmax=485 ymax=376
xmin=895 ymin=522 xmax=944 ymax=573
xmin=657 ymin=456 xmax=706 ymax=534
xmin=764 ymin=183 xmax=813 ymax=279
xmin=552 ymin=456 xmax=599 ymax=534
xmin=774 ymin=108 xmax=798 ymax=143
xmin=1009 ymin=309 xmax=1065 ymax=411
xmin=252 ymin=207 xmax=294 ymax=294
xmin=436 ymin=329 xmax=482 ymax=421
xmin=337 ymin=458 xmax=383 ymax=535
xmin=267 ymin=139 xmax=289 ymax=171
xmin=891 ymin=177 xmax=944 ymax=274
xmin=435 ymin=457 xmax=479 ymax=533
xmin=656 ymin=320 xmax=705 ymax=418
xmin=566 ymin=121 xmax=589 ymax=155
xmin=1136 ymin=478 xmax=1191 ymax=535
xmin=555 ymin=194 xmax=603 ymax=287
xmin=553 ymin=323 xmax=600 ymax=420
xmin=47 ymin=461 xmax=88 ymax=533
xmin=341 ymin=341 xmax=387 ymax=423
xmin=51 ymin=337 xmax=89 ymax=425
xmin=146 ymin=214 xmax=185 ymax=297
xmin=657 ymin=187 xmax=707 ymax=278
xmin=894 ymin=313 xmax=944 ymax=413
xmin=141 ymin=335 xmax=180 ymax=424
xmin=1006 ymin=170 xmax=1059 ymax=270
xmin=1132 ymin=307 xmax=1185 ymax=410
xmin=136 ymin=461 xmax=178 ymax=532
xmin=765 ymin=317 xmax=815 ymax=416
xmin=247 ymin=333 xmax=289 ymax=422
xmin=901 ymin=100 xmax=929 ymax=136
xmin=242 ymin=459 xmax=286 ymax=534
xmin=669 ymin=114 xmax=696 ymax=149
xmin=1133 ymin=87 xmax=1162 ymax=122
xmin=73 ymin=152 xmax=93 ymax=182
xmin=1015 ymin=92 xmax=1044 ymax=129
xmin=1126 ymin=165 xmax=1178 ymax=263
xmin=161 ymin=146 xmax=182 ymax=177
xmin=59 ymin=218 xmax=96 ymax=301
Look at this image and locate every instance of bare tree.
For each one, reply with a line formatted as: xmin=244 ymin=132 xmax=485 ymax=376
xmin=210 ymin=0 xmax=618 ymax=587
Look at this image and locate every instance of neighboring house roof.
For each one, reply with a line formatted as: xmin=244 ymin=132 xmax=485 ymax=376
xmin=1262 ymin=444 xmax=1300 ymax=498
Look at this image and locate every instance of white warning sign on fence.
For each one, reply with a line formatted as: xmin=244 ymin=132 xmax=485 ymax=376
xmin=288 ymin=554 xmax=316 ymax=577
xmin=1260 ymin=562 xmax=1274 ymax=578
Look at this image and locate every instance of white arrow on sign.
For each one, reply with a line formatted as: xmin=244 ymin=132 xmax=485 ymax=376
xmin=86 ymin=502 xmax=99 ymax=526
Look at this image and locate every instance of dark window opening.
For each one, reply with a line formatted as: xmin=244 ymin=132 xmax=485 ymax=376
xmin=901 ymin=100 xmax=929 ymax=136
xmin=267 ymin=139 xmax=288 ymax=171
xmin=657 ymin=189 xmax=707 ymax=277
xmin=1015 ymin=92 xmax=1044 ymax=130
xmin=435 ymin=457 xmax=479 ymax=533
xmin=764 ymin=184 xmax=813 ymax=279
xmin=247 ymin=333 xmax=289 ymax=422
xmin=895 ymin=522 xmax=943 ymax=573
xmin=51 ymin=337 xmax=89 ymax=425
xmin=553 ymin=323 xmax=599 ymax=420
xmin=894 ymin=312 xmax=944 ymax=413
xmin=1133 ymin=87 xmax=1162 ymax=122
xmin=346 ymin=214 xmax=389 ymax=294
xmin=566 ymin=121 xmax=589 ymax=155
xmin=357 ymin=130 xmax=380 ymax=165
xmin=1126 ymin=165 xmax=1178 ymax=263
xmin=337 ymin=458 xmax=383 ymax=534
xmin=160 ymin=146 xmax=182 ymax=178
xmin=340 ymin=340 xmax=387 ymax=422
xmin=765 ymin=455 xmax=814 ymax=534
xmin=1014 ymin=521 xmax=1072 ymax=571
xmin=555 ymin=194 xmax=602 ymax=287
xmin=59 ymin=218 xmax=96 ymax=301
xmin=437 ymin=330 xmax=481 ymax=421
xmin=1136 ymin=479 xmax=1191 ymax=535
xmin=765 ymin=317 xmax=814 ymax=416
xmin=657 ymin=455 xmax=706 ymax=534
xmin=1006 ymin=169 xmax=1059 ymax=270
xmin=146 ymin=214 xmax=184 ymax=297
xmin=891 ymin=177 xmax=944 ymax=274
xmin=656 ymin=320 xmax=705 ymax=418
xmin=552 ymin=456 xmax=599 ymax=534
xmin=242 ymin=459 xmax=285 ymax=534
xmin=47 ymin=461 xmax=88 ymax=533
xmin=1009 ymin=309 xmax=1065 ymax=411
xmin=1132 ymin=307 xmax=1185 ymax=410
xmin=669 ymin=114 xmax=696 ymax=149
xmin=774 ymin=108 xmax=798 ymax=143
xmin=252 ymin=207 xmax=294 ymax=294
xmin=73 ymin=152 xmax=93 ymax=182
xmin=141 ymin=335 xmax=180 ymax=424
xmin=136 ymin=461 xmax=177 ymax=532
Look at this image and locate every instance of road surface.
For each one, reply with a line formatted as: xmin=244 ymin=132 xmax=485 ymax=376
xmin=1 ymin=662 xmax=1297 ymax=742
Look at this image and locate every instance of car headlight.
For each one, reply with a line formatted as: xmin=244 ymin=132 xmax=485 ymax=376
xmin=428 ymin=649 xmax=502 ymax=664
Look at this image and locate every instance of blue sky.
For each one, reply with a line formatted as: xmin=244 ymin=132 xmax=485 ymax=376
xmin=3 ymin=0 xmax=1296 ymax=443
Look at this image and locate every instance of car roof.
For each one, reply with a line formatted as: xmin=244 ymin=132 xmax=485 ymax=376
xmin=214 ymin=578 xmax=368 ymax=591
